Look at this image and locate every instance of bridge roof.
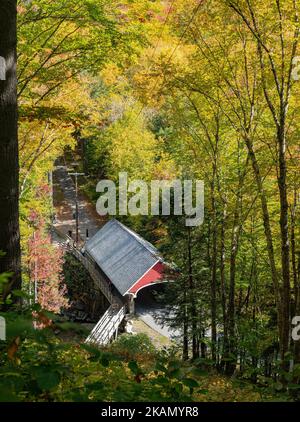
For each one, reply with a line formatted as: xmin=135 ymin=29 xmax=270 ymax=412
xmin=84 ymin=219 xmax=164 ymax=296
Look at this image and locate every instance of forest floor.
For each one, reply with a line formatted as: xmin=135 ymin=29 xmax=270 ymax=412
xmin=131 ymin=317 xmax=172 ymax=349
xmin=56 ymin=319 xmax=171 ymax=349
xmin=50 ymin=322 xmax=286 ymax=402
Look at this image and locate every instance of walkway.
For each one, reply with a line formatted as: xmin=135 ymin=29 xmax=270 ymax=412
xmin=53 ymin=163 xmax=103 ymax=243
xmin=135 ymin=287 xmax=180 ymax=340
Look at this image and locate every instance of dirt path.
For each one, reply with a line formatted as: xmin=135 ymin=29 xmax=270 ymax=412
xmin=135 ymin=286 xmax=180 ymax=340
xmin=53 ymin=163 xmax=104 ymax=244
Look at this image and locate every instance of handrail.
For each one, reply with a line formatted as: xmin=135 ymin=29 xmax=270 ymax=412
xmin=70 ymin=247 xmax=114 ymax=304
xmin=52 ymin=226 xmax=127 ymax=346
xmin=86 ymin=306 xmax=113 ymax=343
xmin=86 ymin=304 xmax=126 ymax=345
xmin=52 ymin=226 xmax=122 ymax=306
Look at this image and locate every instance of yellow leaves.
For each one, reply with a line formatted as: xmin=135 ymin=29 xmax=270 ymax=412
xmin=102 ymin=107 xmax=158 ymax=181
xmin=101 ymin=64 xmax=122 ymax=85
xmin=153 ymin=151 xmax=178 ymax=180
xmin=19 ymin=74 xmax=96 ymax=184
xmin=131 ymin=38 xmax=196 ymax=107
xmin=193 ymin=374 xmax=261 ymax=402
xmin=110 ymin=127 xmax=157 ymax=181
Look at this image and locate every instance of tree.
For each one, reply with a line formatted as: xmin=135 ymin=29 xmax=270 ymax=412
xmin=120 ymin=0 xmax=300 ymax=378
xmin=0 ymin=0 xmax=21 ymax=299
xmin=223 ymin=0 xmax=299 ymax=370
xmin=27 ymin=215 xmax=68 ymax=313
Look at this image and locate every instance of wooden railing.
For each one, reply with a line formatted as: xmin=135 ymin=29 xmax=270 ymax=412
xmin=52 ymin=226 xmax=127 ymax=345
xmin=70 ymin=247 xmax=114 ymax=304
xmin=86 ymin=304 xmax=127 ymax=346
xmin=52 ymin=226 xmax=122 ymax=306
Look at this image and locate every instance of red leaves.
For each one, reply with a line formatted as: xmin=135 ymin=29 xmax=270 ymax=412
xmin=28 ymin=218 xmax=69 ymax=314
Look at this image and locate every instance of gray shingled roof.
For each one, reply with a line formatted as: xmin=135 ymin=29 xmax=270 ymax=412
xmin=84 ymin=219 xmax=163 ymax=296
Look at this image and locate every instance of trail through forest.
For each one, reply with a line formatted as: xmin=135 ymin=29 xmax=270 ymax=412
xmin=53 ymin=161 xmax=102 ymax=242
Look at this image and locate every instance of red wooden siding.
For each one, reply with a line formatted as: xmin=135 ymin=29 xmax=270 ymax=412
xmin=129 ymin=261 xmax=165 ymax=295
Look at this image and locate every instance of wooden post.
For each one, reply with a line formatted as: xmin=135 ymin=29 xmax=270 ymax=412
xmin=128 ymin=294 xmax=135 ymax=314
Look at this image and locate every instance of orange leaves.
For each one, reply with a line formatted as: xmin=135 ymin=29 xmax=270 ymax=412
xmin=17 ymin=6 xmax=26 ymax=15
xmin=33 ymin=311 xmax=53 ymax=329
xmin=7 ymin=337 xmax=21 ymax=362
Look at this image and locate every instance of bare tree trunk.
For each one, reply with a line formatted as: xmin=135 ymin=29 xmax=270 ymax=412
xmin=226 ymin=209 xmax=239 ymax=375
xmin=295 ymin=253 xmax=300 ymax=370
xmin=290 ymin=190 xmax=298 ymax=311
xmin=225 ymin=142 xmax=245 ymax=375
xmin=0 ymin=0 xmax=21 ymax=299
xmin=200 ymin=328 xmax=207 ymax=358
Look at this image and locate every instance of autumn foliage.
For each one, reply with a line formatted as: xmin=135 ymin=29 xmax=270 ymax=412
xmin=28 ymin=216 xmax=68 ymax=313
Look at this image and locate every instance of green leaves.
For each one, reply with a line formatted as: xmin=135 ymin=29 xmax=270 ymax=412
xmin=0 ymin=308 xmax=287 ymax=402
xmin=33 ymin=367 xmax=61 ymax=391
xmin=182 ymin=377 xmax=199 ymax=395
xmin=128 ymin=360 xmax=140 ymax=375
xmin=18 ymin=0 xmax=145 ymax=101
xmin=5 ymin=315 xmax=34 ymax=340
xmin=182 ymin=378 xmax=199 ymax=389
xmin=100 ymin=355 xmax=110 ymax=368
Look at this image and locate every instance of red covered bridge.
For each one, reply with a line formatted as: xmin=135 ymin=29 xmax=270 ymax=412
xmin=83 ymin=219 xmax=170 ymax=313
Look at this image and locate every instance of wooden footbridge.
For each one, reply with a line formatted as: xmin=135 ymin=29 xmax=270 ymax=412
xmin=52 ymin=219 xmax=169 ymax=347
xmin=53 ymin=226 xmax=126 ymax=346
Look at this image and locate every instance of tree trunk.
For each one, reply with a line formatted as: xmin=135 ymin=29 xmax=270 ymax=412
xmin=219 ymin=201 xmax=228 ymax=372
xmin=226 ymin=215 xmax=239 ymax=375
xmin=277 ymin=123 xmax=291 ymax=369
xmin=290 ymin=190 xmax=298 ymax=309
xmin=291 ymin=191 xmax=300 ymax=386
xmin=244 ymin=138 xmax=282 ymax=329
xmin=183 ymin=286 xmax=189 ymax=361
xmin=210 ymin=179 xmax=217 ymax=363
xmin=295 ymin=252 xmax=300 ymax=370
xmin=225 ymin=144 xmax=244 ymax=375
xmin=200 ymin=328 xmax=207 ymax=358
xmin=187 ymin=227 xmax=198 ymax=359
xmin=0 ymin=0 xmax=21 ymax=299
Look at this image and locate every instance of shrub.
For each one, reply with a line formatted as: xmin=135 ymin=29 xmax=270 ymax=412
xmin=110 ymin=333 xmax=156 ymax=361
